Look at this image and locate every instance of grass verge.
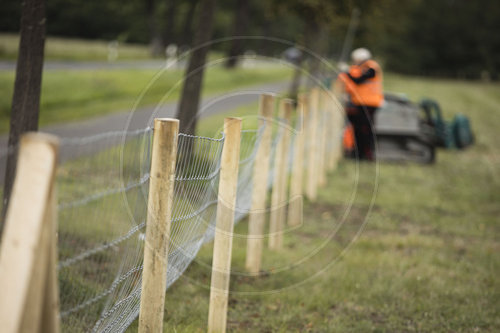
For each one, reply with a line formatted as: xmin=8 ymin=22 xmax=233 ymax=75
xmin=0 ymin=33 xmax=151 ymax=61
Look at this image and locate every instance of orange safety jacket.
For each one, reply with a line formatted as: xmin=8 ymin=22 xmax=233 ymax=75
xmin=338 ymin=59 xmax=384 ymax=108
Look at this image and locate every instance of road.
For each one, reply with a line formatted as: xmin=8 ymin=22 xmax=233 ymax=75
xmin=0 ymin=60 xmax=180 ymax=71
xmin=0 ymin=59 xmax=280 ymax=71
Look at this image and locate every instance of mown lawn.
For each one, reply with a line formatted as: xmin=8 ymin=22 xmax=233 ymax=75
xmin=0 ymin=33 xmax=151 ymax=61
xmin=0 ymin=33 xmax=228 ymax=61
xmin=126 ymin=74 xmax=499 ymax=332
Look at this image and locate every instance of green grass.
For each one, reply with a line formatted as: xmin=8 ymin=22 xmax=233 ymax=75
xmin=123 ymin=74 xmax=499 ymax=332
xmin=0 ymin=65 xmax=291 ymax=133
xmin=0 ymin=33 xmax=228 ymax=62
xmin=0 ymin=33 xmax=151 ymax=61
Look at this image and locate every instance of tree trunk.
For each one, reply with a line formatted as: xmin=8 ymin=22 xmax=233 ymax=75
xmin=176 ymin=0 xmax=217 ymax=136
xmin=224 ymin=0 xmax=250 ymax=69
xmin=146 ymin=0 xmax=163 ymax=57
xmin=305 ymin=22 xmax=326 ymax=88
xmin=180 ymin=0 xmax=199 ymax=48
xmin=258 ymin=19 xmax=272 ymax=56
xmin=162 ymin=0 xmax=177 ymax=48
xmin=2 ymin=0 xmax=46 ymax=227
xmin=288 ymin=53 xmax=304 ymax=102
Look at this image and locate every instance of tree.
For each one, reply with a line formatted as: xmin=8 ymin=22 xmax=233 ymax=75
xmin=162 ymin=0 xmax=178 ymax=48
xmin=176 ymin=0 xmax=217 ymax=135
xmin=145 ymin=0 xmax=163 ymax=56
xmin=304 ymin=22 xmax=327 ymax=87
xmin=224 ymin=0 xmax=251 ymax=69
xmin=271 ymin=0 xmax=336 ymax=91
xmin=179 ymin=0 xmax=199 ymax=48
xmin=287 ymin=46 xmax=304 ymax=101
xmin=2 ymin=0 xmax=46 ymax=225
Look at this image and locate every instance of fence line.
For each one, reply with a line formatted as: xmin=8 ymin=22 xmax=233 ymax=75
xmin=0 ymin=88 xmax=345 ymax=333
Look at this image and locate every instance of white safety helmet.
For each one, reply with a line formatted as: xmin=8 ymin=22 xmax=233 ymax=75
xmin=351 ymin=48 xmax=372 ymax=64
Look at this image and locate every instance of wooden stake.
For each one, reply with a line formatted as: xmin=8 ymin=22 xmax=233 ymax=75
xmin=288 ymin=94 xmax=307 ymax=226
xmin=40 ymin=186 xmax=61 ymax=333
xmin=325 ymin=83 xmax=334 ymax=171
xmin=329 ymin=106 xmax=339 ymax=170
xmin=0 ymin=132 xmax=59 ymax=333
xmin=336 ymin=99 xmax=345 ymax=163
xmin=306 ymin=88 xmax=320 ymax=201
xmin=139 ymin=118 xmax=179 ymax=333
xmin=326 ymin=102 xmax=336 ymax=171
xmin=208 ymin=117 xmax=242 ymax=333
xmin=317 ymin=91 xmax=328 ymax=187
xmin=245 ymin=94 xmax=274 ymax=274
xmin=329 ymin=83 xmax=344 ymax=170
xmin=269 ymin=99 xmax=293 ymax=250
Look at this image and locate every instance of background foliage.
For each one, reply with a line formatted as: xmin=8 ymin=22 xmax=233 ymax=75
xmin=1 ymin=0 xmax=498 ymax=77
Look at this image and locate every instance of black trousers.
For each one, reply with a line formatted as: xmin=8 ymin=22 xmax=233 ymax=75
xmin=347 ymin=105 xmax=377 ymax=160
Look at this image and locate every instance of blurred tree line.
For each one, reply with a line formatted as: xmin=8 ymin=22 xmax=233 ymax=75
xmin=357 ymin=0 xmax=500 ymax=80
xmin=1 ymin=0 xmax=498 ymax=78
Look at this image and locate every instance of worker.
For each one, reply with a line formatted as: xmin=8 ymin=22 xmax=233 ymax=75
xmin=336 ymin=48 xmax=384 ymax=160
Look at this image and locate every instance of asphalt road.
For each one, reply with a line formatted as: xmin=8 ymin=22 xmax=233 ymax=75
xmin=0 ymin=60 xmax=178 ymax=71
xmin=0 ymin=59 xmax=280 ymax=71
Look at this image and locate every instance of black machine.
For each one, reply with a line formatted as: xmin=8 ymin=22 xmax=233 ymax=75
xmin=373 ymin=93 xmax=474 ymax=164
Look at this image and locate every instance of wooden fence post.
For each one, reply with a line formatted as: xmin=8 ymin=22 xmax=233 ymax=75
xmin=336 ymin=99 xmax=345 ymax=163
xmin=208 ymin=117 xmax=242 ymax=333
xmin=139 ymin=118 xmax=179 ymax=333
xmin=288 ymin=94 xmax=307 ymax=227
xmin=0 ymin=132 xmax=60 ymax=333
xmin=306 ymin=88 xmax=320 ymax=201
xmin=329 ymin=83 xmax=344 ymax=170
xmin=317 ymin=91 xmax=328 ymax=187
xmin=326 ymin=99 xmax=336 ymax=172
xmin=245 ymin=94 xmax=274 ymax=274
xmin=269 ymin=99 xmax=293 ymax=250
xmin=41 ymin=186 xmax=60 ymax=333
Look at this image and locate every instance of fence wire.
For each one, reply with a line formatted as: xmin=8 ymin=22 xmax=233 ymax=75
xmin=0 ymin=87 xmax=350 ymax=333
xmin=57 ymin=128 xmax=153 ymax=332
xmin=0 ymin=110 xmax=322 ymax=333
xmin=52 ymin=115 xmax=288 ymax=332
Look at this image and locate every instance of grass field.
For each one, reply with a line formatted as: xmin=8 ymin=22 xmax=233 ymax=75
xmin=123 ymin=74 xmax=499 ymax=332
xmin=0 ymin=33 xmax=231 ymax=62
xmin=0 ymin=65 xmax=291 ymax=133
xmin=0 ymin=33 xmax=151 ymax=61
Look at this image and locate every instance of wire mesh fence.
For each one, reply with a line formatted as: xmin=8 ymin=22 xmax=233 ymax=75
xmin=57 ymin=128 xmax=152 ymax=332
xmin=52 ymin=116 xmax=287 ymax=332
xmin=0 ymin=90 xmax=344 ymax=332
